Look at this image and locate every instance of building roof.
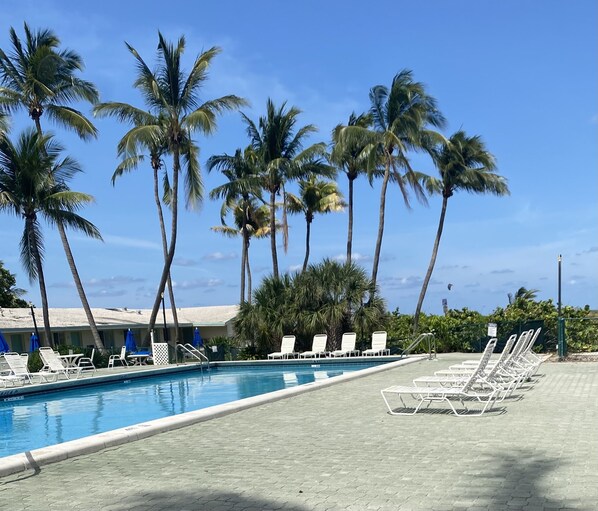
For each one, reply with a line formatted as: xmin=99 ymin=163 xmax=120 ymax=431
xmin=0 ymin=305 xmax=239 ymax=333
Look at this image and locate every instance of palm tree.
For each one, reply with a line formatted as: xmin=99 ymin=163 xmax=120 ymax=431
xmin=208 ymin=147 xmax=264 ymax=303
xmin=95 ymin=33 xmax=246 ymax=340
xmin=369 ymin=70 xmax=446 ymax=290
xmin=0 ymin=24 xmax=104 ymax=349
xmin=241 ymin=99 xmax=327 ymax=278
xmin=293 ymin=259 xmax=387 ymax=351
xmin=93 ymin=109 xmax=201 ymax=343
xmin=413 ymin=131 xmax=509 ymax=332
xmin=330 ymin=112 xmax=379 ymax=264
xmin=0 ymin=129 xmax=102 ymax=346
xmin=509 ymin=287 xmax=539 ymax=305
xmin=286 ymin=176 xmax=345 ymax=272
xmin=211 ymin=198 xmax=270 ymax=303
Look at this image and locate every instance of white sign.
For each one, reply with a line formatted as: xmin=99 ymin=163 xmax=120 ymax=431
xmin=487 ymin=323 xmax=497 ymax=337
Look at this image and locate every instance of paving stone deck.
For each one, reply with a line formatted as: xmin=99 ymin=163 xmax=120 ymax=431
xmin=0 ymin=354 xmax=596 ymax=510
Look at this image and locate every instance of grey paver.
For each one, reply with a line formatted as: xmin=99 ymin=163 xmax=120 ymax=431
xmin=0 ymin=355 xmax=597 ymax=510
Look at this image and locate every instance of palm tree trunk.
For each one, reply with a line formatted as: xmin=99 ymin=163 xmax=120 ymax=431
xmin=56 ymin=221 xmax=105 ymax=350
xmin=346 ymin=176 xmax=354 ymax=264
xmin=246 ymin=239 xmax=252 ymax=304
xmin=269 ymin=189 xmax=279 ymax=278
xmin=413 ymin=196 xmax=448 ymax=333
xmin=147 ymin=149 xmax=179 ymax=344
xmin=371 ymin=163 xmax=391 ymax=289
xmin=302 ymin=218 xmax=311 ymax=273
xmin=27 ymin=218 xmax=52 ymax=347
xmin=152 ymin=162 xmax=180 ymax=343
xmin=33 ymin=116 xmax=101 ymax=348
xmin=240 ymin=224 xmax=248 ymax=303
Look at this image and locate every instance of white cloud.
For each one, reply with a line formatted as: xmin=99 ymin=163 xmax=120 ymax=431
xmin=202 ymin=252 xmax=237 ymax=261
xmin=175 ymin=279 xmax=224 ymax=290
xmin=102 ymin=235 xmax=161 ymax=250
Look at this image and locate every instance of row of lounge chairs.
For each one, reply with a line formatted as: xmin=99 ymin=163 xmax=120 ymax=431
xmin=0 ymin=347 xmax=98 ymax=388
xmin=380 ymin=328 xmax=546 ymax=417
xmin=267 ymin=331 xmax=390 ymax=360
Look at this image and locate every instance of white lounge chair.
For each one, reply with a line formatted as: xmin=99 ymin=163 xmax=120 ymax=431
xmin=380 ymin=338 xmax=500 ymax=416
xmin=299 ymin=334 xmax=328 ymax=358
xmin=108 ymin=346 xmax=129 ymax=368
xmin=362 ymin=331 xmax=390 ymax=356
xmin=268 ymin=335 xmax=297 ymax=360
xmin=330 ymin=332 xmax=360 ymax=357
xmin=1 ymin=353 xmax=57 ymax=386
xmin=39 ymin=347 xmax=82 ymax=379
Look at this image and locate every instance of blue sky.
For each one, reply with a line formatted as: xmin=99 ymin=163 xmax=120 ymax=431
xmin=1 ymin=0 xmax=596 ymax=314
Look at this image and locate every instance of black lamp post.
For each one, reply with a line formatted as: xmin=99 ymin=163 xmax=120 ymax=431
xmin=557 ymin=254 xmax=562 ymax=317
xmin=161 ymin=292 xmax=169 ymax=343
xmin=29 ymin=302 xmax=40 ymax=341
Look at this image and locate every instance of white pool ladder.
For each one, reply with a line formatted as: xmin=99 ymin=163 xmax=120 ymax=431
xmin=177 ymin=343 xmax=210 ymax=369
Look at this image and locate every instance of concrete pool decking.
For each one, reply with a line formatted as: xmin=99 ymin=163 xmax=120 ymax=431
xmin=0 ymin=354 xmax=596 ymax=510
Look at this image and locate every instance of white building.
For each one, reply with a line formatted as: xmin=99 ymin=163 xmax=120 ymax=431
xmin=0 ymin=305 xmax=239 ymax=351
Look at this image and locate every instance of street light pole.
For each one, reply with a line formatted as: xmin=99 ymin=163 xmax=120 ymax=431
xmin=161 ymin=292 xmax=169 ymax=343
xmin=557 ymin=254 xmax=566 ymax=359
xmin=29 ymin=303 xmax=40 ymax=341
xmin=557 ymin=254 xmax=562 ymax=317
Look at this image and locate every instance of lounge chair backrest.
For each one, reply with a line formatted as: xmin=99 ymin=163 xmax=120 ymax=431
xmin=312 ymin=334 xmax=327 ymax=352
xmin=522 ymin=327 xmax=542 ymax=355
xmin=4 ymin=353 xmax=30 ymax=377
xmin=280 ymin=335 xmax=296 ymax=354
xmin=120 ymin=345 xmax=127 ymax=358
xmin=505 ymin=330 xmax=530 ymax=364
xmin=484 ymin=334 xmax=517 ymax=379
xmin=461 ymin=338 xmax=497 ymax=393
xmin=371 ymin=331 xmax=387 ymax=351
xmin=341 ymin=332 xmax=357 ymax=352
xmin=39 ymin=347 xmax=66 ymax=372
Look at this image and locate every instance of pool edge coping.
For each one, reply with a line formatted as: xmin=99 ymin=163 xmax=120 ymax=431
xmin=0 ymin=356 xmax=425 ymax=477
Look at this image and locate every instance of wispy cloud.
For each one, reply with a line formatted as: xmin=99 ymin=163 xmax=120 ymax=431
xmin=173 ymin=257 xmax=198 ymax=267
xmin=576 ymin=246 xmax=598 ymax=256
xmin=380 ymin=275 xmax=441 ymax=290
xmin=87 ymin=289 xmax=128 ymax=298
xmin=439 ymin=264 xmax=470 ymax=270
xmin=490 ymin=269 xmax=514 ymax=274
xmin=175 ymin=278 xmax=224 ymax=290
xmin=202 ymin=252 xmax=237 ymax=261
xmin=85 ymin=276 xmax=146 ymax=288
xmin=288 ymin=264 xmax=303 ymax=272
xmin=333 ymin=252 xmax=373 ymax=263
xmin=102 ymin=235 xmax=161 ymax=250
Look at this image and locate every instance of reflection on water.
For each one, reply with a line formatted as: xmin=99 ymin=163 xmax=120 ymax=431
xmin=0 ymin=362 xmax=383 ymax=458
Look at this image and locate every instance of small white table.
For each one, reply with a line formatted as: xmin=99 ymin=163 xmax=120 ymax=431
xmin=58 ymin=353 xmax=83 ymax=368
xmin=127 ymin=354 xmax=150 ymax=366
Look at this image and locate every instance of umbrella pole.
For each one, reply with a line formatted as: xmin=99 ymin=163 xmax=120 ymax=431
xmin=29 ymin=304 xmax=41 ymax=344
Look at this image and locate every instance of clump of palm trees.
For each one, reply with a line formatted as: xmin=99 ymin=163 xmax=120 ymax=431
xmin=0 ymin=22 xmax=511 ymax=347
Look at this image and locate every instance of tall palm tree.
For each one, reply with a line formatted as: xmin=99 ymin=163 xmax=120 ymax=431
xmin=413 ymin=131 xmax=509 ymax=332
xmin=0 ymin=24 xmax=104 ymax=349
xmin=330 ymin=112 xmax=379 ymax=264
xmin=509 ymin=286 xmax=539 ymax=305
xmin=369 ymin=70 xmax=446 ymax=290
xmin=211 ymin=198 xmax=270 ymax=303
xmin=0 ymin=129 xmax=101 ymax=346
xmin=287 ymin=176 xmax=345 ymax=272
xmin=208 ymin=146 xmax=263 ymax=303
xmin=94 ymin=109 xmax=201 ymax=343
xmin=95 ymin=33 xmax=246 ymax=340
xmin=241 ymin=99 xmax=326 ymax=278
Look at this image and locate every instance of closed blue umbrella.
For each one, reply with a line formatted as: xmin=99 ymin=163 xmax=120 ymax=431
xmin=125 ymin=329 xmax=137 ymax=352
xmin=192 ymin=327 xmax=203 ymax=348
xmin=0 ymin=330 xmax=9 ymax=353
xmin=29 ymin=333 xmax=40 ymax=352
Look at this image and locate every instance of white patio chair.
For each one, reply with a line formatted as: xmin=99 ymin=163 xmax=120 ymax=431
xmin=268 ymin=335 xmax=297 ymax=360
xmin=77 ymin=348 xmax=96 ymax=374
xmin=39 ymin=347 xmax=82 ymax=379
xmin=299 ymin=334 xmax=328 ymax=358
xmin=330 ymin=332 xmax=359 ymax=357
xmin=1 ymin=353 xmax=57 ymax=386
xmin=108 ymin=346 xmax=129 ymax=368
xmin=380 ymin=338 xmax=500 ymax=417
xmin=362 ymin=331 xmax=390 ymax=356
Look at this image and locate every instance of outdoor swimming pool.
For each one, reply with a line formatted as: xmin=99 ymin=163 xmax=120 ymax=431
xmin=0 ymin=361 xmax=388 ymax=458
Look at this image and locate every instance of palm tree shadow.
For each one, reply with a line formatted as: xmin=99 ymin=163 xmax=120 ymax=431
xmin=471 ymin=449 xmax=576 ymax=510
xmin=108 ymin=490 xmax=311 ymax=511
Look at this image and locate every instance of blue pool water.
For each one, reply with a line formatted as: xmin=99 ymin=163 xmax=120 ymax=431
xmin=0 ymin=361 xmax=386 ymax=458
